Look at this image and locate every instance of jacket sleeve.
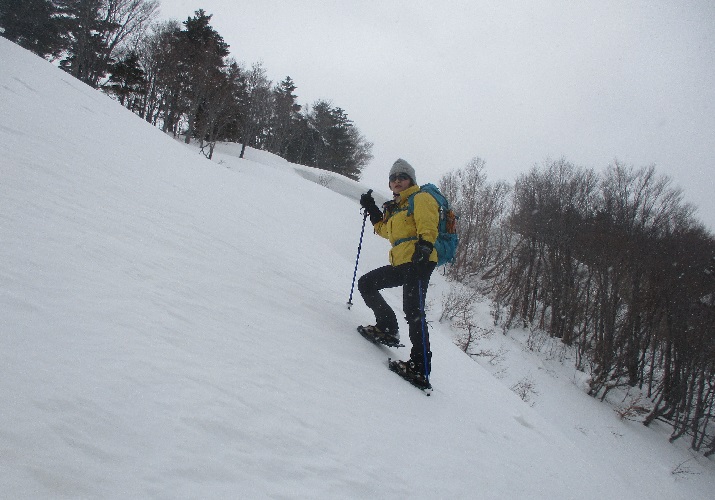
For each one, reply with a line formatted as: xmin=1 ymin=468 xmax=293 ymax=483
xmin=412 ymin=192 xmax=439 ymax=245
xmin=373 ymin=217 xmax=389 ymax=240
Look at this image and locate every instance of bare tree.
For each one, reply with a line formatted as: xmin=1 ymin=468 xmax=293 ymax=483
xmin=57 ymin=0 xmax=158 ymax=87
xmin=236 ymin=62 xmax=273 ymax=158
xmin=195 ymin=60 xmax=243 ymax=159
xmin=97 ymin=0 xmax=158 ymax=84
xmin=440 ymin=158 xmax=512 ymax=282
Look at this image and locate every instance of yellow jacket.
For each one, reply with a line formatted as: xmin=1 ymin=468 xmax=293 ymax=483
xmin=374 ymin=185 xmax=439 ymax=266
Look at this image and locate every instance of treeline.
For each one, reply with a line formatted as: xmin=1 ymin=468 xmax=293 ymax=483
xmin=0 ymin=0 xmax=372 ymax=179
xmin=442 ymin=158 xmax=715 ymax=455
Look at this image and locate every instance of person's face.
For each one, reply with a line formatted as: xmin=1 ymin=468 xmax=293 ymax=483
xmin=389 ymin=173 xmax=412 ymax=194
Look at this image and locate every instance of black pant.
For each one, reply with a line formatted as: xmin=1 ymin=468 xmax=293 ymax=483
xmin=358 ymin=262 xmax=436 ymax=368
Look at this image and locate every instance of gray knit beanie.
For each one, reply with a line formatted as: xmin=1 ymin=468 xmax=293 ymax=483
xmin=389 ymin=158 xmax=416 ymax=184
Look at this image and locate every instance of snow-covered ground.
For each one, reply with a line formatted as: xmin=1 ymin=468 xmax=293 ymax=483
xmin=1 ymin=38 xmax=712 ymax=499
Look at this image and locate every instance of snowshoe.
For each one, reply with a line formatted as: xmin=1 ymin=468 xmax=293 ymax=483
xmin=388 ymin=358 xmax=432 ymax=393
xmin=357 ymin=325 xmax=404 ymax=348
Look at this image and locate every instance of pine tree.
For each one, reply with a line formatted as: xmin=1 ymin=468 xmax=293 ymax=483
xmin=0 ymin=0 xmax=65 ymax=58
xmin=267 ymin=77 xmax=302 ymax=157
xmin=174 ymin=9 xmax=230 ymax=143
xmin=304 ymin=101 xmax=371 ymax=180
xmin=104 ymin=50 xmax=145 ymax=108
xmin=56 ymin=0 xmax=158 ymax=88
xmin=56 ymin=0 xmax=111 ymax=85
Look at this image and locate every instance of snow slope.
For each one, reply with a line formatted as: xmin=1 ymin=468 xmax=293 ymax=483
xmin=1 ymin=38 xmax=712 ymax=499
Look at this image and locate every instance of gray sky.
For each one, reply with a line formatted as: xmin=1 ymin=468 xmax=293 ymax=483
xmin=158 ymin=0 xmax=715 ymax=229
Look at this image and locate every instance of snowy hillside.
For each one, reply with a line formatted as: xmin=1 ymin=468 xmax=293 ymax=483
xmin=1 ymin=38 xmax=712 ymax=499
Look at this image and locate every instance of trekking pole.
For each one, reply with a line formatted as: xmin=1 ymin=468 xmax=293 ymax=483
xmin=347 ymin=190 xmax=372 ymax=309
xmin=418 ymin=279 xmax=430 ymax=382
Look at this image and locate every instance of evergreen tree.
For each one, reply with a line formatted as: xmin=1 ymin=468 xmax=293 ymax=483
xmin=326 ymin=106 xmax=358 ymax=178
xmin=56 ymin=0 xmax=158 ymax=88
xmin=0 ymin=0 xmax=65 ymax=58
xmin=267 ymin=76 xmax=302 ymax=157
xmin=104 ymin=50 xmax=145 ymax=108
xmin=174 ymin=9 xmax=230 ymax=143
xmin=304 ymin=100 xmax=371 ymax=180
xmin=283 ymin=114 xmax=314 ymax=166
xmin=56 ymin=0 xmax=112 ymax=85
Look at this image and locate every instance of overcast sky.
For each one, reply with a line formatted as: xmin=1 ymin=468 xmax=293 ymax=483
xmin=158 ymin=0 xmax=715 ymax=229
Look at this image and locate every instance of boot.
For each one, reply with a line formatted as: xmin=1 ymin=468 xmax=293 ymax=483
xmin=392 ymin=358 xmax=431 ymax=389
xmin=358 ymin=325 xmax=401 ymax=347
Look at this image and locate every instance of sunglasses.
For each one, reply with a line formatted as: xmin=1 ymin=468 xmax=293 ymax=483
xmin=389 ymin=173 xmax=411 ymax=182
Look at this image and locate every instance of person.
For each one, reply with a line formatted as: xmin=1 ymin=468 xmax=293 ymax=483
xmin=358 ymin=159 xmax=439 ymax=386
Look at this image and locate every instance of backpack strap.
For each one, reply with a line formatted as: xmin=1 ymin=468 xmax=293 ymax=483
xmin=394 ymin=185 xmax=442 ymax=247
xmin=406 ymin=184 xmax=446 ymax=217
xmin=392 ymin=236 xmax=417 ymax=247
xmin=405 ymin=190 xmax=420 ymax=217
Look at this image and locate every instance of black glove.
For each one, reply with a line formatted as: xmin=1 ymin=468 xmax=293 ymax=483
xmin=360 ymin=190 xmax=376 ymax=209
xmin=412 ymin=238 xmax=433 ymax=265
xmin=360 ymin=190 xmax=382 ymax=224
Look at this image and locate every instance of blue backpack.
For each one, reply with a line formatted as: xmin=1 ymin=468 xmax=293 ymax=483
xmin=401 ymin=183 xmax=459 ymax=266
